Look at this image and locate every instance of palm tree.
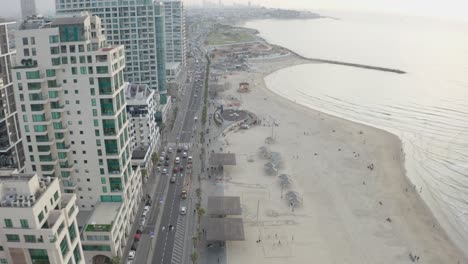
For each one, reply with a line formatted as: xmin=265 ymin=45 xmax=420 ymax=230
xmin=191 ymin=252 xmax=198 ymax=264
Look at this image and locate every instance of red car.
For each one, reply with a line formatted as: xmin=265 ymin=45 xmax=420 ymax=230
xmin=134 ymin=233 xmax=141 ymax=241
xmin=173 ymin=167 xmax=179 ymax=173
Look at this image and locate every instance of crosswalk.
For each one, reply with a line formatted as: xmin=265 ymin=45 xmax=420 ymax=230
xmin=166 ymin=142 xmax=195 ymax=149
xmin=171 ymin=199 xmax=189 ymax=264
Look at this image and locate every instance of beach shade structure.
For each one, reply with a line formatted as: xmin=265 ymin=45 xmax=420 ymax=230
xmin=264 ymin=162 xmax=278 ymax=176
xmin=270 ymin=152 xmax=283 ymax=168
xmin=206 ymin=217 xmax=245 ymax=241
xmin=209 ymin=153 xmax=237 ymax=166
xmin=207 ymin=196 xmax=242 ymax=216
xmin=265 ymin=136 xmax=275 ymax=144
xmin=259 ymin=146 xmax=271 ymax=159
xmin=286 ymin=191 xmax=303 ymax=208
xmin=278 ymin=174 xmax=292 ymax=188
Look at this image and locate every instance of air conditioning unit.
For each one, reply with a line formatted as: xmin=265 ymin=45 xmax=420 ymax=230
xmin=18 ymin=195 xmax=26 ymax=202
xmin=12 ymin=200 xmax=20 ymax=207
xmin=0 ymin=200 xmax=8 ymax=207
xmin=39 ymin=181 xmax=45 ymax=188
xmin=28 ymin=195 xmax=35 ymax=203
xmin=6 ymin=195 xmax=16 ymax=201
xmin=22 ymin=200 xmax=31 ymax=207
xmin=45 ymin=177 xmax=52 ymax=185
xmin=39 ymin=186 xmax=46 ymax=192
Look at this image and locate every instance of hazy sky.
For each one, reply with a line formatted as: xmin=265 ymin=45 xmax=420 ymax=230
xmin=0 ymin=0 xmax=467 ymax=21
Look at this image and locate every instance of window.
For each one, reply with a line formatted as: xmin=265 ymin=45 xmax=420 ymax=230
xmin=24 ymin=235 xmax=36 ymax=243
xmin=49 ymin=35 xmax=59 ymax=43
xmin=102 ymin=186 xmax=108 ymax=193
xmin=60 ymin=236 xmax=69 ymax=257
xmin=71 ymin=67 xmax=77 ymax=75
xmin=4 ymin=219 xmax=12 ymax=228
xmin=6 ymin=234 xmax=20 ymax=242
xmin=20 ymin=219 xmax=29 ymax=228
xmin=46 ymin=69 xmax=56 ymax=77
xmin=31 ymin=37 xmax=35 ymax=45
xmin=29 ymin=249 xmax=49 ymax=263
xmin=51 ymin=58 xmax=60 ymax=65
xmin=16 ymin=72 xmax=21 ymax=80
xmin=69 ymin=223 xmax=77 ymax=241
xmin=80 ymin=66 xmax=87 ymax=74
xmin=26 ymin=70 xmax=40 ymax=79
xmin=69 ymin=45 xmax=76 ymax=53
xmin=54 ymin=191 xmax=59 ymax=201
xmin=38 ymin=211 xmax=44 ymax=222
xmin=100 ymin=195 xmax=122 ymax=202
xmin=50 ymin=47 xmax=59 ymax=55
xmin=82 ymin=245 xmax=111 ymax=251
xmin=22 ymin=37 xmax=28 ymax=45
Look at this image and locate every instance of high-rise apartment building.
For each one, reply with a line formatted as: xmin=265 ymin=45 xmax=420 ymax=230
xmin=12 ymin=14 xmax=143 ymax=260
xmin=162 ymin=0 xmax=186 ymax=67
xmin=56 ymin=0 xmax=168 ymax=104
xmin=20 ymin=0 xmax=37 ymax=20
xmin=0 ymin=170 xmax=84 ymax=264
xmin=125 ymin=83 xmax=161 ymax=173
xmin=0 ymin=20 xmax=25 ymax=171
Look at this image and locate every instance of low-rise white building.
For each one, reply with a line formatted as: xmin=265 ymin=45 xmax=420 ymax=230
xmin=0 ymin=170 xmax=84 ymax=264
xmin=125 ymin=83 xmax=161 ymax=174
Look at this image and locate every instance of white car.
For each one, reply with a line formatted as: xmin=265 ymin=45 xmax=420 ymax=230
xmin=162 ymin=168 xmax=167 ymax=174
xmin=161 ymin=151 xmax=166 ymax=157
xmin=142 ymin=210 xmax=148 ymax=217
xmin=194 ymin=116 xmax=198 ymax=121
xmin=183 ymin=145 xmax=189 ymax=151
xmin=144 ymin=205 xmax=151 ymax=211
xmin=188 ymin=156 xmax=193 ymax=163
xmin=175 ymin=157 xmax=180 ymax=164
xmin=128 ymin=250 xmax=135 ymax=260
xmin=168 ymin=147 xmax=173 ymax=153
xmin=182 ymin=152 xmax=187 ymax=158
xmin=139 ymin=218 xmax=146 ymax=226
xmin=180 ymin=206 xmax=187 ymax=215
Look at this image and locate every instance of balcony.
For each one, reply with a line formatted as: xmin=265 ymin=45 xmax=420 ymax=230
xmin=62 ymin=180 xmax=77 ymax=190
xmin=60 ymin=163 xmax=74 ymax=172
xmin=41 ymin=167 xmax=55 ymax=174
xmin=29 ymin=94 xmax=49 ymax=104
xmin=54 ymin=125 xmax=68 ymax=133
xmin=36 ymin=138 xmax=54 ymax=146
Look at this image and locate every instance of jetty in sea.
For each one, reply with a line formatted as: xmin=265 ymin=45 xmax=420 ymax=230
xmin=307 ymin=57 xmax=406 ymax=74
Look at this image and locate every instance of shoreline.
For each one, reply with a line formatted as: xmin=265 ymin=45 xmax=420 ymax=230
xmin=208 ymin=38 xmax=467 ymax=262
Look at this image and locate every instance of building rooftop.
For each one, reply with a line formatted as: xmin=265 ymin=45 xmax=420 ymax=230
xmin=125 ymin=83 xmax=154 ymax=104
xmin=209 ymin=153 xmax=237 ymax=166
xmin=207 ymin=196 xmax=242 ymax=215
xmin=87 ymin=202 xmax=121 ymax=226
xmin=206 ymin=217 xmax=245 ymax=241
xmin=51 ymin=16 xmax=87 ymax=26
xmin=166 ymin=62 xmax=181 ymax=70
xmin=132 ymin=148 xmax=149 ymax=160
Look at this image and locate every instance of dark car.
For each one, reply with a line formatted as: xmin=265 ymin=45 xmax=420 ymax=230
xmin=165 ymin=156 xmax=170 ymax=161
xmin=131 ymin=241 xmax=139 ymax=250
xmin=179 ymin=167 xmax=184 ymax=172
xmin=177 ymin=147 xmax=182 ymax=153
xmin=164 ymin=160 xmax=169 ymax=166
xmin=173 ymin=167 xmax=179 ymax=173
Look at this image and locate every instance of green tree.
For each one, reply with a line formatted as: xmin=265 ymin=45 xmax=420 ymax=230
xmin=191 ymin=251 xmax=198 ymax=264
xmin=151 ymin=152 xmax=159 ymax=163
xmin=111 ymin=256 xmax=121 ymax=264
xmin=197 ymin=207 xmax=206 ymax=221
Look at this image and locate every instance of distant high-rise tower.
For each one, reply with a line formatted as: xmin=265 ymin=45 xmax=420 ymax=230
xmin=56 ymin=0 xmax=168 ymax=104
xmin=162 ymin=0 xmax=187 ymax=67
xmin=20 ymin=0 xmax=37 ymax=19
xmin=0 ymin=20 xmax=25 ymax=171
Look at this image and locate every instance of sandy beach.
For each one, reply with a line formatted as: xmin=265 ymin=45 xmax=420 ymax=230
xmin=207 ymin=52 xmax=467 ymax=263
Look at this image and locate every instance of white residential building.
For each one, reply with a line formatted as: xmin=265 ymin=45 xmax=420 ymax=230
xmin=55 ymin=0 xmax=169 ymax=105
xmin=20 ymin=0 xmax=37 ymax=20
xmin=125 ymin=83 xmax=161 ymax=173
xmin=0 ymin=170 xmax=84 ymax=264
xmin=162 ymin=0 xmax=186 ymax=67
xmin=0 ymin=20 xmax=25 ymax=170
xmin=12 ymin=14 xmax=142 ymax=261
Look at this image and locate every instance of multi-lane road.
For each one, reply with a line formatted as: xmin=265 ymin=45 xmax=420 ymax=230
xmin=125 ymin=40 xmax=207 ymax=264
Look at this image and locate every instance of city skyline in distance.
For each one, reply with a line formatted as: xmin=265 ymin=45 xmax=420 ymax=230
xmin=0 ymin=0 xmax=468 ymax=21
